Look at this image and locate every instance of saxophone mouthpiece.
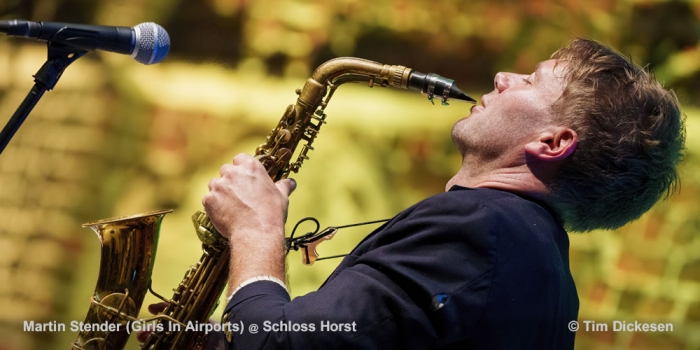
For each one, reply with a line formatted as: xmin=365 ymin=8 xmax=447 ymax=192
xmin=408 ymin=71 xmax=476 ymax=105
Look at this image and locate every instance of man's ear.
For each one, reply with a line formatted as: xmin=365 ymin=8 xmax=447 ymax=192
xmin=524 ymin=127 xmax=578 ymax=161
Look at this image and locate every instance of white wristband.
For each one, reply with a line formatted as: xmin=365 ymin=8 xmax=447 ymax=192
xmin=226 ymin=275 xmax=289 ymax=304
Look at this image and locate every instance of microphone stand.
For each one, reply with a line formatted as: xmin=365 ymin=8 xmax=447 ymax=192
xmin=0 ymin=42 xmax=86 ymax=154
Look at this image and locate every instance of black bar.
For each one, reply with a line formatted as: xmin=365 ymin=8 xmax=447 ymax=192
xmin=0 ymin=85 xmax=47 ymax=153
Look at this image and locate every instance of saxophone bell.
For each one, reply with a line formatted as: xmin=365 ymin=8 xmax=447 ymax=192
xmin=72 ymin=209 xmax=172 ymax=350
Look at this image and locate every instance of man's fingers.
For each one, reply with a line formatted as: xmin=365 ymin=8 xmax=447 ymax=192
xmin=136 ymin=329 xmax=151 ymax=343
xmin=232 ymin=153 xmax=254 ymax=165
xmin=275 ymin=178 xmax=297 ymax=197
xmin=136 ymin=303 xmax=169 ymax=344
xmin=148 ymin=302 xmax=169 ymax=315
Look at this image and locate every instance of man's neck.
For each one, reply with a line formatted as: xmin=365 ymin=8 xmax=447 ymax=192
xmin=446 ymin=164 xmax=549 ymax=200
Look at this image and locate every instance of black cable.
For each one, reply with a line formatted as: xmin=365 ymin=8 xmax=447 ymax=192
xmin=286 ymin=217 xmax=390 ymax=261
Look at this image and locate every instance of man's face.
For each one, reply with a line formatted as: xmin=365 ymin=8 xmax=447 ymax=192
xmin=452 ymin=59 xmax=568 ymax=164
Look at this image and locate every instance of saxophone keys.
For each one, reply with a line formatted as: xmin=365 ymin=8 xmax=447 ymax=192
xmin=274 ymin=148 xmax=292 ymax=164
xmin=274 ymin=129 xmax=292 ymax=144
xmin=312 ymin=111 xmax=328 ymax=123
xmin=265 ymin=148 xmax=292 ymax=179
xmin=303 ymin=144 xmax=315 ymax=151
xmin=282 ymin=104 xmax=296 ymax=123
xmin=304 ymin=127 xmax=318 ymax=138
xmin=93 ymin=292 xmax=137 ymax=325
xmin=78 ymin=337 xmax=108 ymax=350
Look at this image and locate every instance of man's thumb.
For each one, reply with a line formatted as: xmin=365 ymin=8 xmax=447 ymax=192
xmin=276 ymin=178 xmax=297 ymax=197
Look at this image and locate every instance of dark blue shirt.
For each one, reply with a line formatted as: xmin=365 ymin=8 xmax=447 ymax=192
xmin=222 ymin=186 xmax=579 ymax=349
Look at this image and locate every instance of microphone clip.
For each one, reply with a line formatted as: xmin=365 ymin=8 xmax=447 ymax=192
xmin=0 ymin=41 xmax=87 ymax=153
xmin=36 ymin=42 xmax=88 ymax=90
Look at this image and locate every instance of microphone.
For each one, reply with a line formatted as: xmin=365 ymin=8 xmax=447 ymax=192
xmin=0 ymin=20 xmax=170 ymax=65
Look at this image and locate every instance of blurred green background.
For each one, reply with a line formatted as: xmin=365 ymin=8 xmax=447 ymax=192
xmin=0 ymin=0 xmax=699 ymax=349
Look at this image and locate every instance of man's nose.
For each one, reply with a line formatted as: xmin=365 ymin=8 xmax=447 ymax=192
xmin=494 ymin=72 xmax=525 ymax=93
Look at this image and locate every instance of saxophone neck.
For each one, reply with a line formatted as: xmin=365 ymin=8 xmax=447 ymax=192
xmin=305 ymin=57 xmax=475 ymax=105
xmin=310 ymin=57 xmax=409 ymax=88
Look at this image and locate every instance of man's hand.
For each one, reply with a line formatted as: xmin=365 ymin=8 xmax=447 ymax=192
xmin=202 ymin=153 xmax=296 ymax=240
xmin=202 ymin=153 xmax=296 ymax=294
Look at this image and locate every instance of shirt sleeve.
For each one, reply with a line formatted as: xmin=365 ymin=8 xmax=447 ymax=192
xmin=221 ymin=192 xmax=499 ymax=350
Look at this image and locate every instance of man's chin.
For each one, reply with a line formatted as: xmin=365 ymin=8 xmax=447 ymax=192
xmin=451 ymin=118 xmax=471 ymax=142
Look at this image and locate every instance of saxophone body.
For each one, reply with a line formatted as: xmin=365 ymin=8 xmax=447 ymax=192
xmin=72 ymin=57 xmax=473 ymax=350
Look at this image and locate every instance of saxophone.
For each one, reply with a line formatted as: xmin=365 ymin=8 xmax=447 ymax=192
xmin=71 ymin=57 xmax=474 ymax=350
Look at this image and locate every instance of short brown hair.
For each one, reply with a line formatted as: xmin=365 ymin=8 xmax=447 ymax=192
xmin=548 ymin=38 xmax=685 ymax=232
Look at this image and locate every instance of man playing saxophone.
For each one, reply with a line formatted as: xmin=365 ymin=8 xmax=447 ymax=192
xmin=194 ymin=39 xmax=684 ymax=349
